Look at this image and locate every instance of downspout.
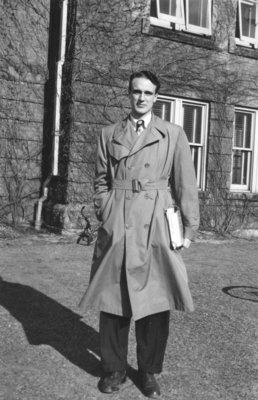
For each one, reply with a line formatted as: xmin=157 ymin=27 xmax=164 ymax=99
xmin=35 ymin=0 xmax=68 ymax=230
xmin=52 ymin=0 xmax=68 ymax=176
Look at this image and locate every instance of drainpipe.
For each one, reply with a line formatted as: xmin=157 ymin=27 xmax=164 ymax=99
xmin=52 ymin=0 xmax=68 ymax=176
xmin=35 ymin=0 xmax=68 ymax=230
xmin=35 ymin=175 xmax=52 ymax=230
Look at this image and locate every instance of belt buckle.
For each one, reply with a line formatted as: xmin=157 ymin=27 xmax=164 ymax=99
xmin=132 ymin=179 xmax=141 ymax=193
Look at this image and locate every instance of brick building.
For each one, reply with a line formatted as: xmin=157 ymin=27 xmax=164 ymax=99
xmin=1 ymin=0 xmax=258 ymax=234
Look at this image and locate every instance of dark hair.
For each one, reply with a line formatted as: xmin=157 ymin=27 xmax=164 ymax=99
xmin=128 ymin=70 xmax=160 ymax=93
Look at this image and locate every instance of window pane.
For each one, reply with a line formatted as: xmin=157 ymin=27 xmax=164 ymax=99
xmin=160 ymin=0 xmax=170 ymax=14
xmin=234 ymin=113 xmax=244 ymax=147
xmin=188 ymin=0 xmax=209 ymax=28
xmin=232 ymin=149 xmax=250 ymax=185
xmin=191 ymin=146 xmax=201 ymax=180
xmin=234 ymin=112 xmax=252 ymax=148
xmin=159 ymin=0 xmax=183 ymax=18
xmin=153 ymin=100 xmax=171 ymax=121
xmin=232 ymin=150 xmax=242 ymax=184
xmin=241 ymin=1 xmax=257 ymax=38
xmin=183 ymin=104 xmax=202 ymax=143
xmin=244 ymin=114 xmax=251 ymax=147
xmin=242 ymin=152 xmax=249 ymax=184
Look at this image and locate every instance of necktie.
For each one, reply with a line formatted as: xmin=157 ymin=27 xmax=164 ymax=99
xmin=136 ymin=120 xmax=145 ymax=135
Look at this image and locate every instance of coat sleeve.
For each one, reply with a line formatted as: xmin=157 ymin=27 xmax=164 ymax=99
xmin=171 ymin=127 xmax=200 ymax=240
xmin=93 ymin=129 xmax=111 ymax=221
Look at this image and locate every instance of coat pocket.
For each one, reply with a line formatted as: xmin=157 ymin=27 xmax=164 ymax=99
xmin=100 ymin=191 xmax=114 ymax=223
xmin=94 ymin=191 xmax=112 ymax=222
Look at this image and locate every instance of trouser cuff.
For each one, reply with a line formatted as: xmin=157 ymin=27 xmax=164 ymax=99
xmin=138 ymin=364 xmax=163 ymax=374
xmin=102 ymin=362 xmax=127 ymax=373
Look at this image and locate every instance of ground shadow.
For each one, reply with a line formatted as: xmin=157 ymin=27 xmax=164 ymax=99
xmin=126 ymin=365 xmax=142 ymax=392
xmin=222 ymin=285 xmax=258 ymax=303
xmin=0 ymin=278 xmax=101 ymax=376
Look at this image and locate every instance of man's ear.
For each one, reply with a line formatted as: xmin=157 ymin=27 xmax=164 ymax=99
xmin=153 ymin=93 xmax=158 ymax=103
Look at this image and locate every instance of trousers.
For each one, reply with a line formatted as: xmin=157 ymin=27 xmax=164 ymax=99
xmin=99 ymin=310 xmax=170 ymax=374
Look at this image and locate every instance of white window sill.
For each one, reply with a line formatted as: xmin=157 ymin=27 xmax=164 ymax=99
xmin=149 ymin=16 xmax=179 ymax=30
xmin=235 ymin=38 xmax=258 ymax=49
xmin=230 ymin=187 xmax=250 ymax=192
xmin=149 ymin=17 xmax=211 ymax=36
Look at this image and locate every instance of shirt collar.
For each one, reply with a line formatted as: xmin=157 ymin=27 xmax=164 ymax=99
xmin=130 ymin=111 xmax=152 ymax=130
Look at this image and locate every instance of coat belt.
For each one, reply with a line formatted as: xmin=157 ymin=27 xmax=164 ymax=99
xmin=111 ymin=178 xmax=169 ymax=193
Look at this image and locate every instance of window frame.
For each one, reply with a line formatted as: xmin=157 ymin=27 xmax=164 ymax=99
xmin=153 ymin=0 xmax=212 ymax=36
xmin=237 ymin=0 xmax=258 ymax=47
xmin=231 ymin=107 xmax=258 ymax=192
xmin=153 ymin=95 xmax=209 ymax=190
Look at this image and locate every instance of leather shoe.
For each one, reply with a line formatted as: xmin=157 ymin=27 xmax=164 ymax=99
xmin=98 ymin=370 xmax=126 ymax=393
xmin=138 ymin=371 xmax=161 ymax=398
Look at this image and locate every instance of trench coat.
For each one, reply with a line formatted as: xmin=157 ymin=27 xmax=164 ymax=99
xmin=79 ymin=114 xmax=199 ymax=321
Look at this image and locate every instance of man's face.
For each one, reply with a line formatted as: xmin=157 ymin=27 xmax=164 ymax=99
xmin=129 ymin=77 xmax=158 ymax=119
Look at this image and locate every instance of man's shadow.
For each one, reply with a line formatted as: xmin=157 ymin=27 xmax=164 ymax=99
xmin=0 ymin=278 xmax=101 ymax=376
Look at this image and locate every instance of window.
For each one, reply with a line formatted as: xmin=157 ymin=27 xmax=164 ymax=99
xmin=237 ymin=0 xmax=258 ymax=47
xmin=152 ymin=0 xmax=212 ymax=36
xmin=231 ymin=108 xmax=258 ymax=191
xmin=153 ymin=96 xmax=209 ymax=189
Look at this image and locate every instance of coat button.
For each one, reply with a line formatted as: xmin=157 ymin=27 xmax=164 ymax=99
xmin=144 ymin=163 xmax=150 ymax=168
xmin=144 ymin=224 xmax=149 ymax=229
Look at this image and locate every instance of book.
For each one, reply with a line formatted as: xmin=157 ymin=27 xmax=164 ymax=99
xmin=165 ymin=207 xmax=184 ymax=249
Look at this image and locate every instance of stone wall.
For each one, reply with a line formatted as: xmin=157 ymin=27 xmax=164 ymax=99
xmin=0 ymin=0 xmax=50 ymax=224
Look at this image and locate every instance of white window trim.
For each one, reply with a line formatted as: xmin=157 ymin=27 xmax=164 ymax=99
xmin=150 ymin=15 xmax=176 ymax=29
xmin=231 ymin=107 xmax=258 ymax=193
xmin=234 ymin=37 xmax=258 ymax=48
xmin=153 ymin=0 xmax=212 ymax=36
xmin=238 ymin=0 xmax=258 ymax=47
xmin=156 ymin=95 xmax=208 ymax=190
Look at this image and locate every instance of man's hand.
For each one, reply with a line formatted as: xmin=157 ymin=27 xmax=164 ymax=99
xmin=182 ymin=238 xmax=191 ymax=249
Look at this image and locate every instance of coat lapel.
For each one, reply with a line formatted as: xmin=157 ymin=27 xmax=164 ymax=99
xmin=113 ymin=117 xmax=137 ymax=150
xmin=106 ymin=115 xmax=167 ymax=161
xmin=128 ymin=115 xmax=166 ymax=157
xmin=106 ymin=118 xmax=131 ymax=160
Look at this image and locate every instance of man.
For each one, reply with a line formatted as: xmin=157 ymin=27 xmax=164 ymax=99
xmin=79 ymin=71 xmax=199 ymax=398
